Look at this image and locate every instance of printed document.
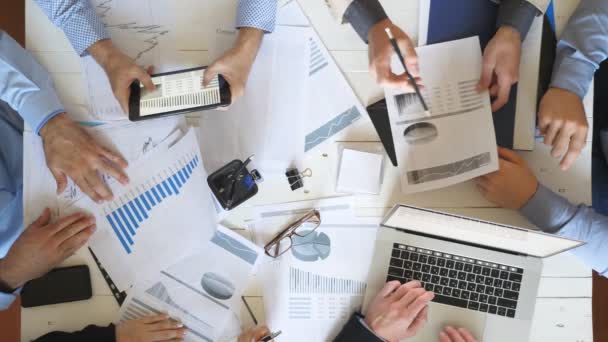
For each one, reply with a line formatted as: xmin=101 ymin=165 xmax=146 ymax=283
xmin=72 ymin=128 xmax=217 ymax=289
xmin=117 ymin=226 xmax=262 ymax=342
xmin=385 ymin=36 xmax=499 ymax=194
xmin=249 ymin=198 xmax=379 ymax=341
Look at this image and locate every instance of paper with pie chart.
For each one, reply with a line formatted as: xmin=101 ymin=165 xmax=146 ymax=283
xmin=116 ymin=226 xmax=262 ymax=342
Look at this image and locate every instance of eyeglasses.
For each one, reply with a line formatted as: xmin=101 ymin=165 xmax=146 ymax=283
xmin=264 ymin=209 xmax=322 ymax=258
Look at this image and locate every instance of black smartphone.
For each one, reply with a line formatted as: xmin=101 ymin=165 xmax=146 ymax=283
xmin=129 ymin=66 xmax=231 ymax=121
xmin=21 ymin=265 xmax=92 ymax=308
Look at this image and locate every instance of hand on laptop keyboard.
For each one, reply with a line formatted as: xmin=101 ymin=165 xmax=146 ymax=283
xmin=363 ymin=280 xmax=434 ymax=342
xmin=439 ymin=326 xmax=478 ymax=342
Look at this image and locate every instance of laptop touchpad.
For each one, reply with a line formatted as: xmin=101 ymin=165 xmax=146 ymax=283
xmin=406 ymin=303 xmax=485 ymax=342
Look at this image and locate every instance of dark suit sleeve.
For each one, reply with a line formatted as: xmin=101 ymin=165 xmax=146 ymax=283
xmin=497 ymin=0 xmax=542 ymax=40
xmin=34 ymin=324 xmax=116 ymax=342
xmin=334 ymin=314 xmax=384 ymax=342
xmin=343 ymin=0 xmax=388 ymax=43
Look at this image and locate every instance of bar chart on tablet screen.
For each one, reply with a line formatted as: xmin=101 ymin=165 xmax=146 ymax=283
xmin=103 ymin=154 xmax=201 ymax=254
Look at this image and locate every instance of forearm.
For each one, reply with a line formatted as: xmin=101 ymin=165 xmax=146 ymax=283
xmin=550 ymin=0 xmax=608 ymax=99
xmin=496 ymin=0 xmax=541 ymax=41
xmin=0 ymin=31 xmax=64 ymax=133
xmin=33 ymin=0 xmax=109 ymax=56
xmin=519 ymin=184 xmax=608 ymax=276
xmin=232 ymin=28 xmax=264 ymax=64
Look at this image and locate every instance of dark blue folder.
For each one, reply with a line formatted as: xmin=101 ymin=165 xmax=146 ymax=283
xmin=427 ymin=0 xmax=518 ymax=148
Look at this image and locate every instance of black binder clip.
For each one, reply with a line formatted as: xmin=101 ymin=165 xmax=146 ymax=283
xmin=207 ymin=155 xmax=263 ymax=210
xmin=286 ymin=168 xmax=312 ymax=191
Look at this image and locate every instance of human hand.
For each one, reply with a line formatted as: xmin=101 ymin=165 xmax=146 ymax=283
xmin=477 ymin=26 xmax=522 ymax=112
xmin=439 ymin=326 xmax=478 ymax=342
xmin=237 ymin=325 xmax=272 ymax=342
xmin=475 ymin=147 xmax=538 ymax=209
xmin=368 ymin=19 xmax=423 ymax=91
xmin=538 ymin=87 xmax=588 ymax=170
xmin=116 ymin=314 xmax=186 ymax=342
xmin=0 ymin=209 xmax=96 ymax=290
xmin=87 ymin=39 xmax=156 ymax=113
xmin=39 ymin=113 xmax=129 ymax=203
xmin=203 ymin=27 xmax=264 ymax=103
xmin=364 ymin=280 xmax=434 ymax=342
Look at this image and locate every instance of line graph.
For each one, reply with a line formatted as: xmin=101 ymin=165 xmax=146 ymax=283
xmin=407 ymin=152 xmax=491 ymax=184
xmin=304 ymin=106 xmax=362 ymax=151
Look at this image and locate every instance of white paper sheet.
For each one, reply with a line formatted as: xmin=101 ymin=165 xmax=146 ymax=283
xmin=117 ymin=226 xmax=262 ymax=342
xmin=76 ymin=128 xmax=217 ymax=289
xmin=249 ymin=198 xmax=379 ymax=342
xmin=336 ymin=149 xmax=384 ymax=194
xmin=84 ymin=0 xmax=180 ymax=121
xmin=22 ymin=116 xmax=186 ymax=227
xmin=199 ymin=25 xmax=308 ymax=174
xmin=385 ymin=36 xmax=499 ymax=194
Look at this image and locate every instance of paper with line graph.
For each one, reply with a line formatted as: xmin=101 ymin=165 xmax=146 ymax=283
xmin=117 ymin=226 xmax=262 ymax=341
xmin=385 ymin=37 xmax=498 ymax=194
xmin=250 ymin=201 xmax=379 ymax=341
xmin=82 ymin=128 xmax=217 ymax=289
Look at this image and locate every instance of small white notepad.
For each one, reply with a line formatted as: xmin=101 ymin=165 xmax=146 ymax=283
xmin=336 ymin=149 xmax=384 ymax=194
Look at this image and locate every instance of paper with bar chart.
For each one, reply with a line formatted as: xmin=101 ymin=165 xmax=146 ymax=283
xmin=117 ymin=226 xmax=262 ymax=342
xmin=250 ymin=201 xmax=379 ymax=341
xmin=86 ymin=128 xmax=217 ymax=290
xmin=385 ymin=37 xmax=499 ymax=194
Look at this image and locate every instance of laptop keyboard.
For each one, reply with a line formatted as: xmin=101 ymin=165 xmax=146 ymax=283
xmin=386 ymin=243 xmax=523 ymax=318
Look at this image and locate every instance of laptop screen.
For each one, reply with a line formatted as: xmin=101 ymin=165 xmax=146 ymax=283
xmin=382 ymin=205 xmax=584 ymax=258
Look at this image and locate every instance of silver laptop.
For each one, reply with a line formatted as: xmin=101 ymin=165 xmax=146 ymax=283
xmin=363 ymin=205 xmax=584 ymax=342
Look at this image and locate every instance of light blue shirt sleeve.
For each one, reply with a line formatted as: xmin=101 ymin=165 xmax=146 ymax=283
xmin=550 ymin=0 xmax=608 ymax=99
xmin=520 ymin=184 xmax=608 ymax=276
xmin=0 ymin=31 xmax=64 ymax=134
xmin=33 ymin=0 xmax=109 ymax=56
xmin=236 ymin=0 xmax=277 ymax=33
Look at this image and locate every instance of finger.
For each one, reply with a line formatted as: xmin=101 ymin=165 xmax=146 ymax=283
xmin=444 ymin=326 xmax=466 ymax=342
xmin=543 ymin=122 xmax=561 ymax=146
xmin=99 ymin=160 xmax=129 ymax=185
xmin=149 ymin=319 xmax=184 ymax=331
xmin=137 ymin=68 xmax=156 ymax=92
xmin=203 ymin=64 xmax=220 ymax=87
xmin=400 ymin=290 xmax=434 ymax=316
xmin=58 ymin=224 xmax=96 ymax=256
xmin=457 ymin=327 xmax=477 ymax=342
xmin=477 ymin=59 xmax=494 ymax=92
xmin=551 ymin=129 xmax=572 ymax=158
xmin=141 ymin=314 xmax=171 ymax=324
xmin=50 ymin=168 xmax=68 ymax=195
xmin=407 ymin=306 xmax=428 ymax=334
xmin=75 ymin=176 xmax=102 ymax=203
xmin=390 ymin=280 xmax=422 ymax=300
xmin=151 ymin=328 xmax=187 ymax=341
xmin=560 ymin=130 xmax=587 ymax=171
xmin=31 ymin=208 xmax=52 ymax=228
xmin=497 ymin=147 xmax=523 ymax=164
xmin=146 ymin=65 xmax=155 ymax=75
xmin=474 ymin=176 xmax=491 ymax=190
xmin=48 ymin=212 xmax=87 ymax=234
xmin=489 ymin=83 xmax=498 ymax=97
xmin=382 ymin=73 xmax=417 ymax=92
xmin=538 ymin=111 xmax=552 ymax=132
xmin=396 ymin=287 xmax=426 ymax=307
xmin=439 ymin=330 xmax=452 ymax=342
xmin=54 ymin=215 xmax=96 ymax=243
xmin=397 ymin=34 xmax=418 ymax=75
xmin=379 ymin=280 xmax=402 ymax=297
xmin=84 ymin=171 xmax=113 ymax=201
xmin=251 ymin=326 xmax=272 ymax=341
xmin=491 ymin=76 xmax=511 ymax=112
xmin=97 ymin=145 xmax=129 ymax=169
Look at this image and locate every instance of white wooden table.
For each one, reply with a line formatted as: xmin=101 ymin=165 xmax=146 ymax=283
xmin=22 ymin=0 xmax=593 ymax=341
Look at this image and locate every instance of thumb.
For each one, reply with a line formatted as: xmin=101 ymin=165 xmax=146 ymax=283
xmin=497 ymin=147 xmax=523 ymax=164
xmin=50 ymin=168 xmax=68 ymax=195
xmin=137 ymin=68 xmax=156 ymax=92
xmin=32 ymin=208 xmax=52 ymax=228
xmin=477 ymin=56 xmax=495 ymax=92
xmin=203 ymin=64 xmax=220 ymax=88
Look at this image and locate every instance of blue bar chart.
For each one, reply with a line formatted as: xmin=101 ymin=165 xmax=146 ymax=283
xmin=105 ymin=154 xmax=201 ymax=254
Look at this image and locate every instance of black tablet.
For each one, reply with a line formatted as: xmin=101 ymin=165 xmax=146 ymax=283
xmin=129 ymin=66 xmax=231 ymax=121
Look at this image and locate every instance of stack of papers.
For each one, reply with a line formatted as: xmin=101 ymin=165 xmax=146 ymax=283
xmin=385 ymin=37 xmax=499 ymax=194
